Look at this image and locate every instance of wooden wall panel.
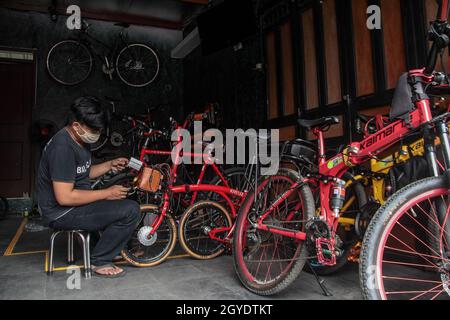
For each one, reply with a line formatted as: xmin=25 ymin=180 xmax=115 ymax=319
xmin=279 ymin=126 xmax=297 ymax=141
xmin=425 ymin=0 xmax=438 ymax=26
xmin=266 ymin=31 xmax=279 ymax=120
xmin=302 ymin=9 xmax=320 ymax=110
xmin=381 ymin=0 xmax=407 ymax=89
xmin=352 ymin=0 xmax=375 ymax=97
xmin=322 ymin=0 xmax=342 ymax=105
xmin=280 ymin=21 xmax=296 ymax=116
xmin=361 ymin=105 xmax=391 ymax=116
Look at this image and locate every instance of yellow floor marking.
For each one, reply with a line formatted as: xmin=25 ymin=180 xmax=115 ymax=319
xmin=167 ymin=254 xmax=190 ymax=260
xmin=3 ymin=217 xmax=192 ymax=274
xmin=8 ymin=250 xmax=47 ymax=256
xmin=3 ymin=217 xmax=28 ymax=256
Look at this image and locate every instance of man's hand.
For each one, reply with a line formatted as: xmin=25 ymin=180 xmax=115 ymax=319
xmin=111 ymin=158 xmax=129 ymax=173
xmin=106 ymin=185 xmax=130 ymax=200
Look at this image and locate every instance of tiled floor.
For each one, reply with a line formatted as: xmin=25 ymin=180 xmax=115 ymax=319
xmin=0 ymin=216 xmax=363 ymax=300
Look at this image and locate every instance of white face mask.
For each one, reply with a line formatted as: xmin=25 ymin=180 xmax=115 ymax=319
xmin=74 ymin=124 xmax=101 ymax=144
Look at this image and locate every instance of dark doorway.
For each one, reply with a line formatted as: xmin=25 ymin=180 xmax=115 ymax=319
xmin=0 ymin=58 xmax=35 ymax=197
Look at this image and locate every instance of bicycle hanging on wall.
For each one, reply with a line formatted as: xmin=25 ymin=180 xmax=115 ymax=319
xmin=46 ymin=21 xmax=160 ymax=87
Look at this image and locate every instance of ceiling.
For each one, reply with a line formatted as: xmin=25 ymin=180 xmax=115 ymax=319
xmin=0 ymin=0 xmax=210 ymax=29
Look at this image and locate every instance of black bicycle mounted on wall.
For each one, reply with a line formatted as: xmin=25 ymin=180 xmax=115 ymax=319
xmin=46 ymin=21 xmax=160 ymax=87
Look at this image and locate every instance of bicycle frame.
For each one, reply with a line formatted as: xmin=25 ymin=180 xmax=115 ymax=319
xmin=255 ymin=69 xmax=437 ymax=243
xmin=136 ymin=114 xmax=248 ymax=243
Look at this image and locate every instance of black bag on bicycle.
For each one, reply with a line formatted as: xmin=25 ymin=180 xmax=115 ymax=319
xmin=388 ymin=156 xmax=429 ymax=193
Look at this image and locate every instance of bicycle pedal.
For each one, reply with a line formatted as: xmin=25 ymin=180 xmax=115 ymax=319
xmin=315 ymin=238 xmax=336 ymax=267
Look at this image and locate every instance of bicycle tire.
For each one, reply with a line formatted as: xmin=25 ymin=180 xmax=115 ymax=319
xmin=178 ymin=200 xmax=232 ymax=260
xmin=46 ymin=40 xmax=93 ymax=86
xmin=360 ymin=176 xmax=450 ymax=300
xmin=233 ymin=168 xmax=315 ymax=296
xmin=116 ymin=43 xmax=159 ymax=88
xmin=121 ymin=206 xmax=177 ymax=268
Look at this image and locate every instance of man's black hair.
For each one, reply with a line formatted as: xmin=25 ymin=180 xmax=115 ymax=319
xmin=68 ymin=96 xmax=106 ymax=130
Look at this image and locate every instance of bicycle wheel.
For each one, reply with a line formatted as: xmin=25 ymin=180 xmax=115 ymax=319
xmin=121 ymin=205 xmax=177 ymax=267
xmin=360 ymin=176 xmax=450 ymax=300
xmin=233 ymin=169 xmax=315 ymax=295
xmin=46 ymin=40 xmax=93 ymax=85
xmin=179 ymin=200 xmax=232 ymax=260
xmin=208 ymin=167 xmax=246 ymax=209
xmin=116 ymin=43 xmax=159 ymax=87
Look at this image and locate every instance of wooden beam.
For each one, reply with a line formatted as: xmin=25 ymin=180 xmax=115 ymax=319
xmin=1 ymin=1 xmax=185 ymax=30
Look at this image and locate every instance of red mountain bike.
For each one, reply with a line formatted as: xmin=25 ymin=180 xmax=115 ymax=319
xmin=359 ymin=2 xmax=450 ymax=300
xmin=232 ymin=0 xmax=450 ymax=296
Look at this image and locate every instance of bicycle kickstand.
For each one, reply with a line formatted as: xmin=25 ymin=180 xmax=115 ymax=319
xmin=306 ymin=261 xmax=333 ymax=297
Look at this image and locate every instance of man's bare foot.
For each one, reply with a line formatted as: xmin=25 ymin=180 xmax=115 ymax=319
xmin=92 ymin=264 xmax=125 ymax=277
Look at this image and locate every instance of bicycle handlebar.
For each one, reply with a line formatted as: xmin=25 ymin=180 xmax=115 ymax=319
xmin=425 ymin=1 xmax=450 ymax=75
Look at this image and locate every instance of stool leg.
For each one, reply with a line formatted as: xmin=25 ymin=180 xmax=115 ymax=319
xmin=67 ymin=231 xmax=74 ymax=264
xmin=85 ymin=233 xmax=91 ymax=279
xmin=76 ymin=232 xmax=90 ymax=279
xmin=48 ymin=231 xmax=61 ymax=276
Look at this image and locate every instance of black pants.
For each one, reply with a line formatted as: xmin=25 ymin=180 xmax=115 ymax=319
xmin=51 ymin=200 xmax=141 ymax=266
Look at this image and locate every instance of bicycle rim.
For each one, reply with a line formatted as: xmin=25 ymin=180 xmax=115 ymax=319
xmin=376 ymin=188 xmax=450 ymax=300
xmin=46 ymin=40 xmax=92 ymax=85
xmin=235 ymin=173 xmax=309 ymax=289
xmin=116 ymin=44 xmax=159 ymax=87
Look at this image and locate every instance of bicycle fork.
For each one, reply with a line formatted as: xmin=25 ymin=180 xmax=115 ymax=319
xmin=429 ymin=121 xmax=450 ymax=255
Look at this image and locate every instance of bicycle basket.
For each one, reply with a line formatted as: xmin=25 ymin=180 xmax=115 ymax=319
xmin=281 ymin=139 xmax=317 ymax=166
xmin=135 ymin=167 xmax=163 ymax=193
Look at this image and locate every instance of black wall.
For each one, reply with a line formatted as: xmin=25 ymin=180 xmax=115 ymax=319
xmin=183 ymin=33 xmax=267 ymax=130
xmin=0 ymin=7 xmax=184 ymax=128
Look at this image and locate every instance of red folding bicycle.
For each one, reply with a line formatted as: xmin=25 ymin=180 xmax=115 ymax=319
xmin=119 ymin=113 xmax=265 ymax=267
xmin=232 ymin=0 xmax=450 ymax=297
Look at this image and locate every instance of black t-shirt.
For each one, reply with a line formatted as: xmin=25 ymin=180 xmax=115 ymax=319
xmin=37 ymin=128 xmax=92 ymax=224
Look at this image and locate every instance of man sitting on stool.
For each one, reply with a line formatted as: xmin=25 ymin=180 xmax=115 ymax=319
xmin=37 ymin=96 xmax=140 ymax=278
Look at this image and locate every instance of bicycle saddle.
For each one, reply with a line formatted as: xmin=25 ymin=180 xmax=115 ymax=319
xmin=114 ymin=22 xmax=130 ymax=28
xmin=298 ymin=116 xmax=340 ymax=130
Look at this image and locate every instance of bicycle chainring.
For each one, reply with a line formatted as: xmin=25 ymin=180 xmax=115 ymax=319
xmin=110 ymin=131 xmax=124 ymax=147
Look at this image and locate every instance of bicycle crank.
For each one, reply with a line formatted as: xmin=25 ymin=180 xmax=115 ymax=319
xmin=137 ymin=226 xmax=157 ymax=246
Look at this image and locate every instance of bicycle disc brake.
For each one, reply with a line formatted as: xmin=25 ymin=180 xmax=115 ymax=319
xmin=137 ymin=226 xmax=157 ymax=246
